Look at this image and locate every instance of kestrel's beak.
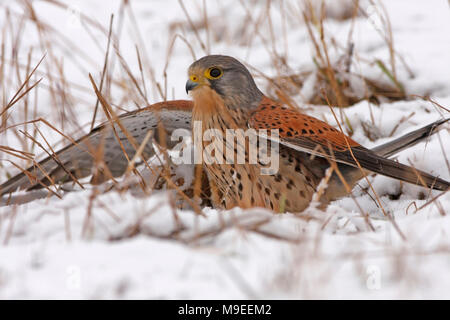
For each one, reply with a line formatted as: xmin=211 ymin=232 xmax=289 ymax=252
xmin=185 ymin=79 xmax=198 ymax=94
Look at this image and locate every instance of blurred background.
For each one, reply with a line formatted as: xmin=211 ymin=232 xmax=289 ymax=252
xmin=0 ymin=0 xmax=449 ymax=299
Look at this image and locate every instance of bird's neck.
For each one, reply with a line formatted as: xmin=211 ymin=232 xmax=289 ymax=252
xmin=191 ymin=86 xmax=253 ymax=132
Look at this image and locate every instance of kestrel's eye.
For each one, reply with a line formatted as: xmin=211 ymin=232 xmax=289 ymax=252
xmin=205 ymin=67 xmax=223 ymax=79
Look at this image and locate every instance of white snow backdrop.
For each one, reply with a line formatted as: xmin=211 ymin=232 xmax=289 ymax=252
xmin=0 ymin=0 xmax=449 ymax=299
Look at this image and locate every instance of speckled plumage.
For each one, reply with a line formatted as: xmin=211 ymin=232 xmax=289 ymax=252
xmin=187 ymin=55 xmax=449 ymax=212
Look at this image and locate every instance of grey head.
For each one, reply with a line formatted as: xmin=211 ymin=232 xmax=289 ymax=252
xmin=185 ymin=55 xmax=264 ymax=110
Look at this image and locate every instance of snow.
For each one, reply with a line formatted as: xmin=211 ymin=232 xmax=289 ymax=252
xmin=0 ymin=0 xmax=449 ymax=299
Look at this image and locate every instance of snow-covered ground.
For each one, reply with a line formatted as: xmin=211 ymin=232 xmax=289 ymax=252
xmin=0 ymin=0 xmax=449 ymax=299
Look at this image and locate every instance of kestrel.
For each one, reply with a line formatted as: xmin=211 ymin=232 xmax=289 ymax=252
xmin=1 ymin=55 xmax=449 ymax=212
xmin=185 ymin=55 xmax=449 ymax=212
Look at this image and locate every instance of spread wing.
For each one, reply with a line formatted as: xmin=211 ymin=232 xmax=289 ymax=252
xmin=249 ymin=97 xmax=449 ymax=191
xmin=1 ymin=100 xmax=193 ymax=195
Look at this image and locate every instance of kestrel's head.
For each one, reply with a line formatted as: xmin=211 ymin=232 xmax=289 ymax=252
xmin=186 ymin=55 xmax=263 ymax=110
